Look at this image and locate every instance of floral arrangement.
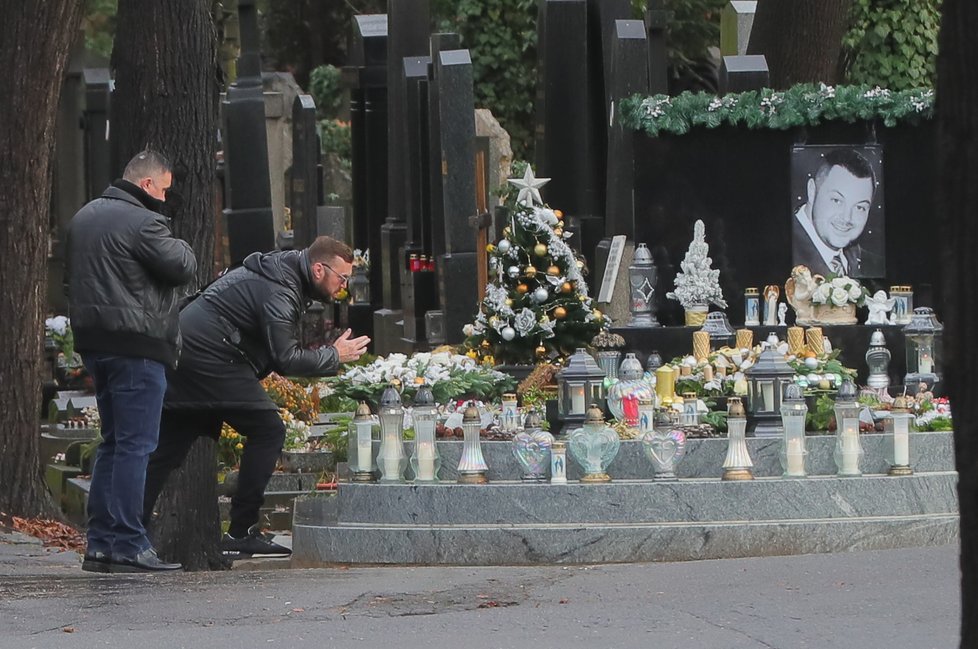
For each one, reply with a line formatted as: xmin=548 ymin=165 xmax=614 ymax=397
xmin=353 ymin=248 xmax=370 ymax=271
xmin=325 ymin=351 xmax=517 ymax=406
xmin=810 ymin=274 xmax=867 ymax=307
xmin=281 ymin=409 xmax=314 ymax=451
xmin=45 ymin=315 xmax=77 ymax=363
xmin=666 ymin=219 xmax=727 ymax=310
xmin=260 ymin=373 xmax=317 ymax=423
xmin=619 ymin=83 xmax=934 ymax=138
xmin=218 ymin=423 xmax=245 ymax=468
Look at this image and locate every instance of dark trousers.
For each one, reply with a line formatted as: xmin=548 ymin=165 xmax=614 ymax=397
xmin=81 ymin=353 xmax=166 ymax=558
xmin=143 ymin=408 xmax=286 ymax=538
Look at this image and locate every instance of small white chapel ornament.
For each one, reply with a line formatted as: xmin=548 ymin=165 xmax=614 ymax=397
xmin=507 ymin=166 xmax=550 ymax=206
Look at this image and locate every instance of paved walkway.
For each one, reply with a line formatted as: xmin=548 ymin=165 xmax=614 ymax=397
xmin=0 ymin=528 xmax=959 ymax=649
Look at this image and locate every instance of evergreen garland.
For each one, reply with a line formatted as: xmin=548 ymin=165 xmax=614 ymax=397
xmin=618 ymin=84 xmax=934 ymax=138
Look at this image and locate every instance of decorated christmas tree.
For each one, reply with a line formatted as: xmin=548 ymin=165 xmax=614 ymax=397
xmin=463 ymin=166 xmax=604 ymax=365
xmin=666 ymin=219 xmax=726 ymax=325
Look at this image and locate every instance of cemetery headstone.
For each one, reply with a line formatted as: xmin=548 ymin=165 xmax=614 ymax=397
xmin=719 ymin=55 xmax=769 ymax=94
xmin=473 ymin=109 xmax=513 ymax=237
xmin=222 ymin=0 xmax=275 ymax=263
xmin=645 ymin=0 xmax=672 ymax=95
xmin=720 ymin=1 xmax=757 ymax=57
xmin=81 ymin=68 xmax=112 ymax=201
xmin=290 ymin=94 xmax=319 ymax=249
xmin=426 ymin=32 xmax=462 ymax=261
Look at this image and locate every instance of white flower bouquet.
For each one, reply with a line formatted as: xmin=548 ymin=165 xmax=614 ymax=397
xmin=810 ymin=275 xmax=867 ymax=307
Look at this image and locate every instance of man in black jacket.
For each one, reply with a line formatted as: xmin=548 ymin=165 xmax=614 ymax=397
xmin=65 ymin=150 xmax=197 ymax=573
xmin=143 ymin=236 xmax=370 ymax=557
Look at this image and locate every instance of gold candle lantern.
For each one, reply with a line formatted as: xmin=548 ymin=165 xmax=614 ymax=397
xmin=655 ymin=365 xmax=676 ymax=406
xmin=735 ymin=329 xmax=753 ymax=350
xmin=787 ymin=327 xmax=805 ymax=356
xmin=805 ymin=327 xmax=823 ymax=356
xmin=692 ymin=331 xmax=711 ymax=362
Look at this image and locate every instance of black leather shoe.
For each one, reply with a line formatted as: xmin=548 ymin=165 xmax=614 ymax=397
xmin=81 ymin=550 xmax=112 ymax=573
xmin=111 ymin=547 xmax=182 ymax=573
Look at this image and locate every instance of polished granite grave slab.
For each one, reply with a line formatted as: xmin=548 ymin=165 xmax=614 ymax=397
xmin=292 ymin=431 xmax=957 ymax=566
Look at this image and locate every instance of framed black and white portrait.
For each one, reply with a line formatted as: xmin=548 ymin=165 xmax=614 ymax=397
xmin=790 ymin=144 xmax=885 ymax=278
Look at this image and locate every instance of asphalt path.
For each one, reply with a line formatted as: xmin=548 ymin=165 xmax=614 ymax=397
xmin=0 ymin=543 xmax=959 ymax=649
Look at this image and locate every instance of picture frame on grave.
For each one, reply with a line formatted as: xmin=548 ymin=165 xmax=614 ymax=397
xmin=790 ymin=144 xmax=885 ymax=279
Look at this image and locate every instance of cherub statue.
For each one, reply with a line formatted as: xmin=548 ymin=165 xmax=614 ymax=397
xmin=777 ymin=303 xmax=788 ymax=326
xmin=784 ymin=265 xmax=818 ymax=325
xmin=865 ymin=289 xmax=896 ymax=325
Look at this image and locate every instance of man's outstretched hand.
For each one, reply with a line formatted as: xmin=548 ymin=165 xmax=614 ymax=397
xmin=333 ymin=328 xmax=371 ymax=363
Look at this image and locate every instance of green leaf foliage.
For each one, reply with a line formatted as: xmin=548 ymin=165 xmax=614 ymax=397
xmin=619 ymin=83 xmax=934 ymax=138
xmin=841 ymin=0 xmax=941 ymax=91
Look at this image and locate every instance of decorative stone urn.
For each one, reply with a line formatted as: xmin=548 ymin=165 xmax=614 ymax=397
xmin=811 ymin=302 xmax=857 ymax=326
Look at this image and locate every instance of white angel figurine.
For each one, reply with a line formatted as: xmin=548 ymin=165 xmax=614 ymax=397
xmin=865 ymin=290 xmax=896 ymax=325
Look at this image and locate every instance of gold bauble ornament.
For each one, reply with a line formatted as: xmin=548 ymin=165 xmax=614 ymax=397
xmin=505 ymin=298 xmax=514 ymax=307
xmin=553 ymin=227 xmax=564 ymax=237
xmin=524 ymin=265 xmax=537 ymax=278
xmin=535 ymin=345 xmax=548 ymax=358
xmin=486 ymin=243 xmax=495 ymax=253
xmin=503 ymin=226 xmax=511 ymax=237
xmin=546 ymin=265 xmax=560 ymax=276
xmin=534 ymin=243 xmax=548 ymax=257
xmin=480 ymin=339 xmax=491 ymax=349
xmin=517 ymin=283 xmax=529 ymax=294
xmin=554 ymin=306 xmax=568 ymax=319
xmin=593 ymin=309 xmax=603 ymax=320
xmin=561 ymin=281 xmax=573 ymax=293
xmin=554 ymin=209 xmax=564 ymax=218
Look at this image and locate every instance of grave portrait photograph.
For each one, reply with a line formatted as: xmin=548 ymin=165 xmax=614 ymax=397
xmin=790 ymin=144 xmax=885 ymax=279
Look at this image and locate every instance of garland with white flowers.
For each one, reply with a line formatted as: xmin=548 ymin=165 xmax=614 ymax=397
xmin=618 ymin=83 xmax=934 ymax=138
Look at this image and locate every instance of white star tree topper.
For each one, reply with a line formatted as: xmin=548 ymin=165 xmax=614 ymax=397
xmin=507 ymin=166 xmax=550 ymax=206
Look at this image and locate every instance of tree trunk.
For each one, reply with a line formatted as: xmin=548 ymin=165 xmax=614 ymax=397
xmin=0 ymin=1 xmax=84 ymax=516
xmin=936 ymin=2 xmax=978 ymax=645
xmin=746 ymin=0 xmax=853 ymax=89
xmin=111 ymin=0 xmax=225 ymax=570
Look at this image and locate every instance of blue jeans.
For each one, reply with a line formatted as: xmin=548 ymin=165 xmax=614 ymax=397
xmin=82 ymin=353 xmax=166 ymax=558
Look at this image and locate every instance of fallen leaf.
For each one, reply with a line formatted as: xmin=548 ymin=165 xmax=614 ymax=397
xmin=559 ymin=599 xmax=569 ymax=604
xmin=62 ymin=627 xmax=75 ymax=633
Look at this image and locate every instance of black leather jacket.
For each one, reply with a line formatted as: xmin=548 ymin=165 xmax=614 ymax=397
xmin=64 ymin=182 xmax=197 ymax=367
xmin=163 ymin=249 xmax=339 ymax=410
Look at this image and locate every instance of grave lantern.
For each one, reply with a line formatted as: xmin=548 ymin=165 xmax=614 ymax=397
xmin=722 ymin=397 xmax=753 ymax=480
xmin=903 ymin=307 xmax=943 ymax=394
xmin=376 ymin=383 xmax=407 ymax=482
xmin=884 ymin=396 xmax=914 ymax=476
xmin=744 ymin=343 xmax=795 ymax=437
xmin=347 ymin=401 xmax=377 ymax=482
xmin=410 ymin=383 xmax=440 ymax=483
xmin=833 ymin=380 xmax=863 ymax=477
xmin=348 ymin=265 xmax=371 ymax=304
xmin=556 ymin=348 xmax=606 ymax=435
xmin=457 ymin=402 xmax=489 ymax=484
xmin=627 ymin=243 xmax=659 ymax=327
xmin=865 ymin=329 xmax=891 ymax=390
xmin=567 ymin=405 xmax=621 ymax=483
xmin=779 ymin=383 xmax=808 ymax=477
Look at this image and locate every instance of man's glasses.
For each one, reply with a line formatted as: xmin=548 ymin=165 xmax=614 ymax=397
xmin=322 ymin=262 xmax=350 ymax=285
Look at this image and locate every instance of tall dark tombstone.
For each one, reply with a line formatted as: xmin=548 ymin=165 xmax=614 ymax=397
xmin=535 ymin=0 xmax=604 ymax=271
xmin=343 ymin=14 xmax=388 ymax=310
xmin=343 ymin=14 xmax=388 ymax=348
xmin=434 ymin=49 xmax=478 ymax=345
xmin=222 ymin=0 xmax=275 ymax=263
xmin=719 ymin=55 xmax=770 ymax=94
xmin=290 ymin=94 xmax=319 ymax=249
xmin=426 ymin=32 xmax=461 ymax=262
xmin=375 ymin=0 xmax=430 ymax=354
xmin=400 ymin=54 xmax=436 ymax=345
xmin=81 ymin=68 xmax=112 ymax=200
xmin=605 ymin=20 xmax=650 ymax=239
xmin=645 ymin=0 xmax=671 ymax=95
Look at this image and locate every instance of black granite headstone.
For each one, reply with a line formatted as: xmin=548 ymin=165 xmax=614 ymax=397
xmin=343 ymin=14 xmax=388 ymax=309
xmin=426 ymin=32 xmax=462 ymax=261
xmin=535 ymin=0 xmax=602 ymax=219
xmin=719 ymin=55 xmax=770 ymax=94
xmin=222 ymin=0 xmax=275 ymax=263
xmin=291 ymin=94 xmax=319 ymax=249
xmin=605 ymin=20 xmax=649 ymax=239
xmin=403 ymin=55 xmax=432 ymax=253
xmin=81 ymin=68 xmax=112 ymax=201
xmin=645 ymin=0 xmax=671 ymax=95
xmin=435 ymin=50 xmax=477 ymax=255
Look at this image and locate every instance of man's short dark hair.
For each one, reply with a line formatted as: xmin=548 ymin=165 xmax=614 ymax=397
xmin=813 ymin=148 xmax=876 ymax=188
xmin=123 ymin=150 xmax=171 ymax=182
xmin=307 ymin=236 xmax=354 ymax=264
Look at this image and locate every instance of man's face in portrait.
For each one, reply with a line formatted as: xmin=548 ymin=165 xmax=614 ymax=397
xmin=806 ymin=164 xmax=874 ymax=250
